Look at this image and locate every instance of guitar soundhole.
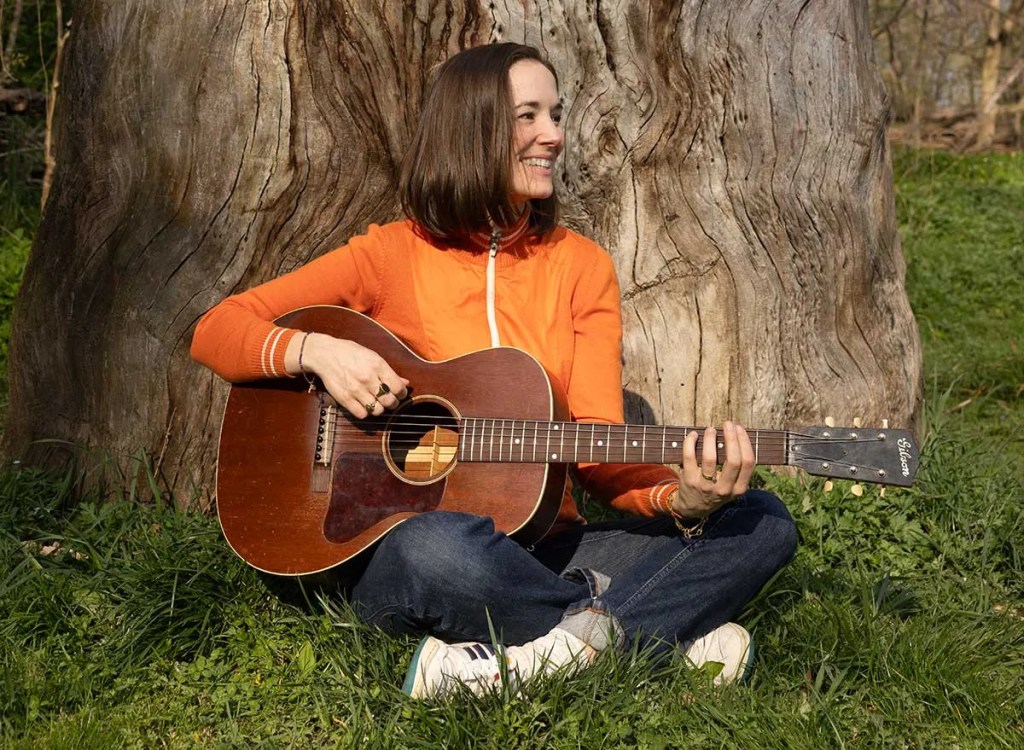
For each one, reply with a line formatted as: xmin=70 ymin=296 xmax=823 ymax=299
xmin=385 ymin=398 xmax=460 ymax=484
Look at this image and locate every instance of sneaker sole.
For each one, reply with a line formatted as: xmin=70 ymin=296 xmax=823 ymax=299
xmin=739 ymin=636 xmax=755 ymax=685
xmin=402 ymin=636 xmax=435 ymax=698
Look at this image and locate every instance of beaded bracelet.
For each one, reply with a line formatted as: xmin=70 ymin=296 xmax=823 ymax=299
xmin=297 ymin=332 xmax=317 ymax=393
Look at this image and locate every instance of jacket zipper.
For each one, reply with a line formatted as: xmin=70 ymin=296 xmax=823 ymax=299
xmin=486 ymin=227 xmax=501 ymax=347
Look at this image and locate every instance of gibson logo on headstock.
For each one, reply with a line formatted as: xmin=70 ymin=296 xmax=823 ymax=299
xmin=897 ymin=437 xmax=914 ymax=478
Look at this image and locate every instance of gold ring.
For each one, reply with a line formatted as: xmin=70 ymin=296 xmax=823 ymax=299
xmin=700 ymin=468 xmax=717 ymax=482
xmin=364 ymin=401 xmax=377 ymax=413
xmin=375 ymin=382 xmax=390 ymax=398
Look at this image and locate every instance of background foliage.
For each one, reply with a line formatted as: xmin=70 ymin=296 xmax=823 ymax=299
xmin=0 ymin=148 xmax=1021 ymax=749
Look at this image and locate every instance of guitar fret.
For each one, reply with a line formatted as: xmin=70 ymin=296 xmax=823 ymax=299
xmin=458 ymin=422 xmax=797 ymax=467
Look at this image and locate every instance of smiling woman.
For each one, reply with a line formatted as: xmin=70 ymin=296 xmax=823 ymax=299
xmin=508 ymin=59 xmax=564 ymax=205
xmin=189 ymin=41 xmax=796 ymax=701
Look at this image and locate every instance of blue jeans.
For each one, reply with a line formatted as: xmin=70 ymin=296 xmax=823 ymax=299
xmin=349 ymin=490 xmax=796 ymax=656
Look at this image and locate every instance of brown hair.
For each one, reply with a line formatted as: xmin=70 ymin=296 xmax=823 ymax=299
xmin=399 ymin=43 xmax=560 ymax=246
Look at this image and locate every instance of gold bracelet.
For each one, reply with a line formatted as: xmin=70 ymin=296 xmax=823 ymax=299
xmin=671 ymin=511 xmax=707 ymax=539
xmin=666 ymin=487 xmax=706 ymax=538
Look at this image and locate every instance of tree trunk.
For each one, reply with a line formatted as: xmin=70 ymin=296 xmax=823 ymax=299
xmin=976 ymin=0 xmax=1006 ymax=150
xmin=4 ymin=0 xmax=922 ymax=502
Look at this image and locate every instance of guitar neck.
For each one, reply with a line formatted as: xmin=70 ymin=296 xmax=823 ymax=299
xmin=457 ymin=419 xmax=789 ymax=466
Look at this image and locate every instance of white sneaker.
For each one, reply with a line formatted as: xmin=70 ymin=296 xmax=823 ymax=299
xmin=403 ymin=628 xmax=596 ymax=700
xmin=403 ymin=637 xmax=506 ymax=699
xmin=684 ymin=622 xmax=754 ymax=685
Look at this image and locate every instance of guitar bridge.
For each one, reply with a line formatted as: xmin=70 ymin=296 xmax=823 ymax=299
xmin=311 ymin=402 xmax=336 ymax=493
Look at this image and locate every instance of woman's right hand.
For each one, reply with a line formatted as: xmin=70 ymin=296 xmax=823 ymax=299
xmin=287 ymin=332 xmax=409 ymax=418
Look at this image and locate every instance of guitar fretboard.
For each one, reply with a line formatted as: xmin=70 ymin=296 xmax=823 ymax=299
xmin=457 ymin=419 xmax=790 ymax=465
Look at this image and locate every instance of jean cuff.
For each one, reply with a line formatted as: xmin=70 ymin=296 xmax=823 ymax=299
xmin=558 ymin=567 xmax=624 ymax=652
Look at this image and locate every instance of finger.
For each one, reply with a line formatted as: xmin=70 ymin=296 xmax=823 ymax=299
xmin=375 ymin=389 xmax=402 ymax=410
xmin=700 ymin=425 xmax=718 ymax=479
xmin=338 ymin=395 xmax=371 ymax=420
xmin=734 ymin=424 xmax=755 ymax=495
xmin=372 ymin=365 xmax=409 ymax=401
xmin=718 ymin=421 xmax=742 ymax=489
xmin=681 ymin=429 xmax=700 ymax=481
xmin=359 ymin=391 xmax=384 ymax=419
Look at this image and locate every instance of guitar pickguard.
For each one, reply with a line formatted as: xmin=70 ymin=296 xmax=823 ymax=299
xmin=323 ymin=451 xmax=445 ymax=544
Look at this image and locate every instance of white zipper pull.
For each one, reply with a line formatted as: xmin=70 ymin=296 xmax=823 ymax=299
xmin=486 ymin=227 xmax=501 ymax=347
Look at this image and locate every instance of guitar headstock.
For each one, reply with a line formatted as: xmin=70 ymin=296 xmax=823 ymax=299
xmin=789 ymin=419 xmax=919 ymax=488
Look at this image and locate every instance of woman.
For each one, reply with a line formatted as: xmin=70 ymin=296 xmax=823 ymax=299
xmin=191 ymin=42 xmax=796 ymax=699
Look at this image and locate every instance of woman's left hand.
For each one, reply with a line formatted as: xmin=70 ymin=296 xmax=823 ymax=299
xmin=671 ymin=421 xmax=755 ymax=519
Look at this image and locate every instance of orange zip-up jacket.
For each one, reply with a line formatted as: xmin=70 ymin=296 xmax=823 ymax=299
xmin=191 ymin=219 xmax=679 ymax=532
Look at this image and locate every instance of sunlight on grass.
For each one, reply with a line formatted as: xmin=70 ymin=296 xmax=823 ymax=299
xmin=1 ymin=149 xmax=1022 ymax=747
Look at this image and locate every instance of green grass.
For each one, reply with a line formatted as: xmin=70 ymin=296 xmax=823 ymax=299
xmin=1 ymin=148 xmax=1023 ymax=747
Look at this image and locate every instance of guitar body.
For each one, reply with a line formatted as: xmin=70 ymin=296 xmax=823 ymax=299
xmin=216 ymin=306 xmax=570 ymax=576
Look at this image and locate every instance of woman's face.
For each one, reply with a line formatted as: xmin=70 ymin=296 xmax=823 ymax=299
xmin=508 ymin=59 xmax=564 ymax=207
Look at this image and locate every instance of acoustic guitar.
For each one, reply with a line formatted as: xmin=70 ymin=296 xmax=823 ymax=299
xmin=216 ymin=306 xmax=919 ymax=577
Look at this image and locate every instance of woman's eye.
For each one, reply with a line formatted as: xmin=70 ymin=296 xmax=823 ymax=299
xmin=519 ymin=112 xmax=535 ymax=121
xmin=552 ymin=113 xmax=562 ymax=124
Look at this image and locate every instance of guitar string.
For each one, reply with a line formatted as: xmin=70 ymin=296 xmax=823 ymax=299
xmin=313 ymin=433 xmax=887 ymax=460
xmin=324 ymin=414 xmax=884 ymax=442
xmin=321 ymin=425 xmax=886 ymax=450
xmin=321 ymin=429 xmax=796 ymax=447
xmin=317 ymin=427 xmax=884 ymax=449
xmin=304 ymin=440 xmax=894 ymax=477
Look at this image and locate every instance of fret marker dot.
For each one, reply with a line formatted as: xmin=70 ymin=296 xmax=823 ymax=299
xmin=551 ymin=453 xmax=558 ymax=459
xmin=632 ymin=440 xmax=638 ymax=447
xmin=553 ymin=425 xmax=559 ymax=431
xmin=514 ymin=439 xmax=520 ymax=445
xmin=671 ymin=441 xmax=678 ymax=448
xmin=597 ymin=440 xmax=604 ymax=446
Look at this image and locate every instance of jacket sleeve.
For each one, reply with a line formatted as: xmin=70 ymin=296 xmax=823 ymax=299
xmin=190 ymin=224 xmax=387 ymax=382
xmin=566 ymin=244 xmax=678 ymax=518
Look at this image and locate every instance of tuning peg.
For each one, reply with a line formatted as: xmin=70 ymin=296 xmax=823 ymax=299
xmin=824 ymin=480 xmax=834 ymax=493
xmin=853 ymin=416 xmax=862 ymax=428
xmin=879 ymin=486 xmax=887 ymax=497
xmin=882 ymin=418 xmax=889 ymax=429
xmin=825 ymin=416 xmax=836 ymax=427
xmin=850 ymin=484 xmax=864 ymax=497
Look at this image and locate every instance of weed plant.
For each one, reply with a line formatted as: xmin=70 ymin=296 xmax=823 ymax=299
xmin=1 ymin=149 xmax=1023 ymax=747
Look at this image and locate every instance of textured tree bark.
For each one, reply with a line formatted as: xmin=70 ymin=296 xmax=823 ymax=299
xmin=4 ymin=0 xmax=922 ymax=502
